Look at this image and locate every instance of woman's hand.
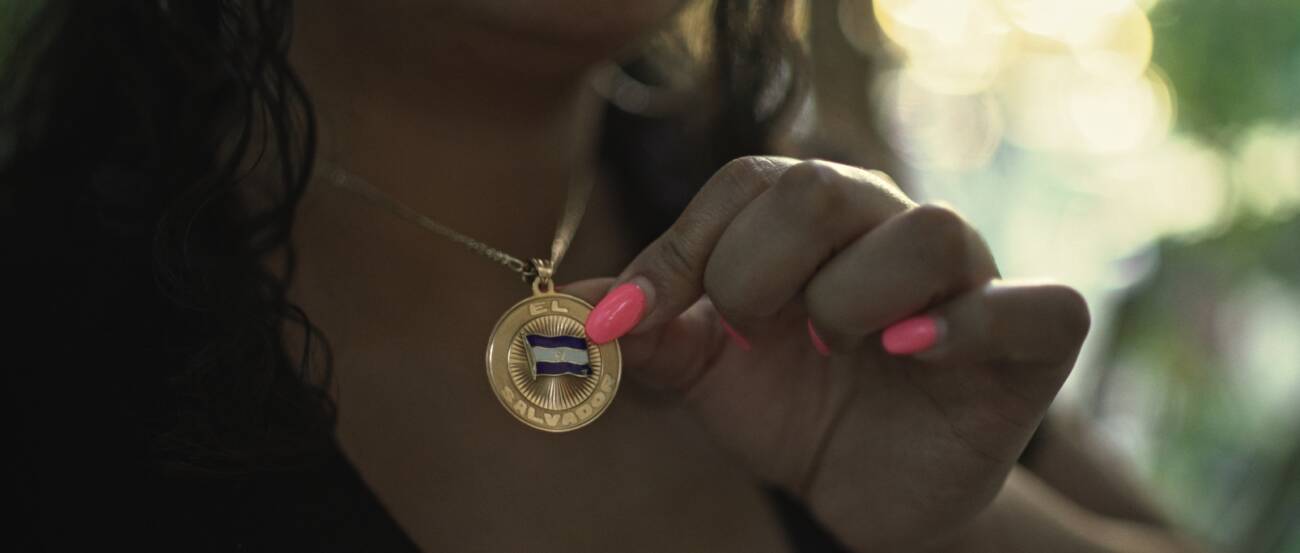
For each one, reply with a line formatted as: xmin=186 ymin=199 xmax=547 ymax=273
xmin=570 ymin=157 xmax=1090 ymax=551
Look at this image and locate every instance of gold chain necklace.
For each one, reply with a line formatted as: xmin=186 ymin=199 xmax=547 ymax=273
xmin=319 ymin=163 xmax=621 ymax=433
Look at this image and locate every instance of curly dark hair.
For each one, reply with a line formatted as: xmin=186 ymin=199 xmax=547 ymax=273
xmin=4 ymin=0 xmax=333 ymax=476
xmin=2 ymin=0 xmax=800 ymax=476
xmin=2 ymin=0 xmax=818 ymax=549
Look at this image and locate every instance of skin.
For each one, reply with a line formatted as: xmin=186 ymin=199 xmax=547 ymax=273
xmin=291 ymin=2 xmax=791 ymax=551
xmin=288 ymin=1 xmax=1199 ymax=551
xmin=563 ymin=157 xmax=1090 ymax=550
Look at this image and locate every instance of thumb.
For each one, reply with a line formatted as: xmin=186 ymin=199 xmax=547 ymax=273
xmin=582 ymin=157 xmax=793 ymax=345
xmin=563 ymin=277 xmax=728 ymax=392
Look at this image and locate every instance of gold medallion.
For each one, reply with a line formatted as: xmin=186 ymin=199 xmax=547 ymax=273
xmin=321 ymin=160 xmax=616 ymax=433
xmin=485 ymin=280 xmax=621 ymax=432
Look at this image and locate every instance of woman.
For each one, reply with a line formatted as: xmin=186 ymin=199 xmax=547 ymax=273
xmin=4 ymin=1 xmax=1195 ymax=551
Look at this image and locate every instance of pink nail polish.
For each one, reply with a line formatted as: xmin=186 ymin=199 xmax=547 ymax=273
xmin=882 ymin=316 xmax=940 ymax=355
xmin=585 ymin=283 xmax=646 ymax=344
xmin=807 ymin=319 xmax=831 ymax=357
xmin=720 ymin=318 xmax=753 ymax=352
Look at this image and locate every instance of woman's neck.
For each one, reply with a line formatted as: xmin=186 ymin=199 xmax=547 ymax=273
xmin=290 ymin=5 xmax=608 ymax=262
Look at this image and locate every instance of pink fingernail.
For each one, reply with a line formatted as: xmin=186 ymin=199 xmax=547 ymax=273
xmin=807 ymin=319 xmax=831 ymax=357
xmin=720 ymin=318 xmax=752 ymax=352
xmin=585 ymin=283 xmax=646 ymax=344
xmin=882 ymin=316 xmax=941 ymax=355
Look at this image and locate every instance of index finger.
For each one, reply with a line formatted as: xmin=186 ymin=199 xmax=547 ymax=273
xmin=604 ymin=156 xmax=796 ymax=336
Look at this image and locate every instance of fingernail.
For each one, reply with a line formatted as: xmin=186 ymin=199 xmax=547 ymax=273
xmin=807 ymin=319 xmax=831 ymax=357
xmin=585 ymin=282 xmax=647 ymax=344
xmin=720 ymin=318 xmax=752 ymax=352
xmin=882 ymin=316 xmax=941 ymax=355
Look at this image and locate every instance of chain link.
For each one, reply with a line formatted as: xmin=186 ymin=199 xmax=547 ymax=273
xmin=318 ymin=164 xmax=591 ymax=284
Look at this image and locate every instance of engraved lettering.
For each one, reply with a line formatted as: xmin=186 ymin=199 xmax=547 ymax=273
xmin=560 ymin=412 xmax=578 ymax=426
xmin=501 ymin=387 xmax=516 ymax=402
xmin=513 ymin=399 xmax=528 ymax=416
xmin=550 ymin=300 xmax=568 ymax=313
xmin=543 ymin=413 xmax=560 ymax=427
xmin=529 ymin=302 xmax=547 ymax=315
xmin=599 ymin=375 xmax=614 ymax=392
xmin=526 ymin=406 xmax=545 ymax=424
xmin=591 ymin=391 xmax=607 ymax=408
xmin=575 ymin=404 xmax=593 ymax=421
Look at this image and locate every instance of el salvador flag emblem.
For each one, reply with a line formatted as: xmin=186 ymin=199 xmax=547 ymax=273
xmin=525 ymin=335 xmax=592 ymax=377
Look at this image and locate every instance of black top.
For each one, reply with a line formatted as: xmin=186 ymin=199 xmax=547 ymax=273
xmin=10 ymin=302 xmax=843 ymax=551
xmin=14 ymin=387 xmax=842 ymax=552
xmin=7 ymin=251 xmax=843 ymax=552
xmin=13 ymin=366 xmax=845 ymax=552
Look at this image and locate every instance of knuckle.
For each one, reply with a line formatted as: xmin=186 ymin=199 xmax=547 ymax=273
xmin=908 ymin=203 xmax=969 ymax=240
xmin=908 ymin=204 xmax=975 ymax=273
xmin=864 ymin=169 xmax=916 ymax=207
xmin=714 ymin=155 xmax=775 ymax=187
xmin=774 ymin=160 xmax=854 ymax=224
xmin=705 ymin=156 xmax=787 ymax=208
xmin=780 ymin=159 xmax=842 ymax=187
xmin=864 ymin=168 xmax=899 ymax=189
xmin=652 ymin=231 xmax=701 ymax=284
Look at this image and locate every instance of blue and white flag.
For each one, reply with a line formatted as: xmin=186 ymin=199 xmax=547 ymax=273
xmin=525 ymin=335 xmax=592 ymax=377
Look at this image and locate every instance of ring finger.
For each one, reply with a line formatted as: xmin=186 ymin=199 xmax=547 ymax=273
xmin=704 ymin=160 xmax=913 ymax=332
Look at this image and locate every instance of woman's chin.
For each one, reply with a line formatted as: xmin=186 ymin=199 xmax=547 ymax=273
xmin=442 ymin=0 xmax=688 ymax=52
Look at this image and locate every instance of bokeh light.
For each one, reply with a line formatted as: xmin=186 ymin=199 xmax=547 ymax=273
xmin=1232 ymin=123 xmax=1300 ymax=220
xmin=995 ymin=0 xmax=1134 ymax=43
xmin=1067 ymin=2 xmax=1153 ymax=83
xmin=863 ymin=0 xmax=1166 ymax=160
xmin=875 ymin=68 xmax=1004 ymax=171
xmin=870 ymin=0 xmax=1017 ymax=94
xmin=843 ymin=0 xmax=1300 ymax=549
xmin=1068 ymin=69 xmax=1173 ymax=154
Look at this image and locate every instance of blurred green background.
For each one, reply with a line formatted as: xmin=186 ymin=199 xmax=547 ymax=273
xmin=823 ymin=0 xmax=1300 ymax=550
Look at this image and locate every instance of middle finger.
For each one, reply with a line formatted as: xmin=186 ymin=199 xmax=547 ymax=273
xmin=703 ymin=160 xmax=913 ymax=328
xmin=805 ymin=204 xmax=999 ymax=350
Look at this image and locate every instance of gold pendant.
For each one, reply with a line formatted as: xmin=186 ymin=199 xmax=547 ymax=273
xmin=485 ymin=277 xmax=621 ymax=432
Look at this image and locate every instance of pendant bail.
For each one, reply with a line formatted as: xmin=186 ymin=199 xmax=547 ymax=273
xmin=530 ymin=258 xmax=556 ymax=295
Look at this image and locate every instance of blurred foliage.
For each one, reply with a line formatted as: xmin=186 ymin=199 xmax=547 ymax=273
xmin=1102 ymin=216 xmax=1300 ymax=551
xmin=1151 ymin=0 xmax=1300 ymax=146
xmin=1100 ymin=1 xmax=1300 ymax=550
xmin=858 ymin=0 xmax=1300 ymax=549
